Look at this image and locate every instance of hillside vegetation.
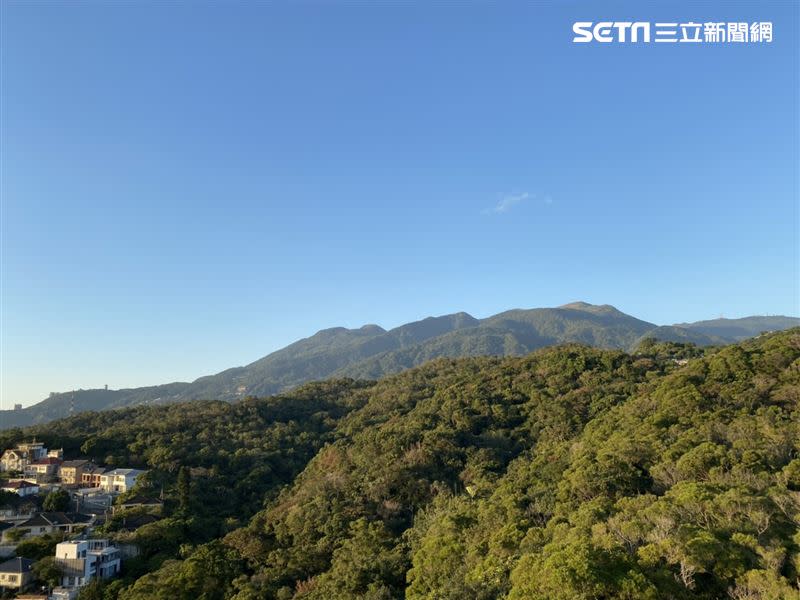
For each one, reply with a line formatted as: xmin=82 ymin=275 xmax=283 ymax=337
xmin=2 ymin=329 xmax=798 ymax=599
xmin=3 ymin=303 xmax=797 ymax=429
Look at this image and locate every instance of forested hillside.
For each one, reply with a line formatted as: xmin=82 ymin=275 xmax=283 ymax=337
xmin=3 ymin=303 xmax=797 ymax=430
xmin=2 ymin=329 xmax=798 ymax=599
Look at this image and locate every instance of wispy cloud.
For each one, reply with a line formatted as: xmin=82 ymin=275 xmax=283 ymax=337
xmin=482 ymin=191 xmax=555 ymax=216
xmin=487 ymin=192 xmax=529 ymax=214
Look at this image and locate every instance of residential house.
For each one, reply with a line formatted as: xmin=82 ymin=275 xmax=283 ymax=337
xmin=115 ymin=513 xmax=161 ymax=532
xmin=23 ymin=457 xmax=62 ymax=483
xmin=0 ymin=557 xmax=33 ymax=591
xmin=0 ymin=442 xmax=48 ymax=473
xmin=113 ymin=495 xmax=163 ymax=514
xmin=0 ymin=497 xmax=37 ymax=520
xmin=0 ymin=480 xmax=39 ymax=497
xmin=0 ymin=450 xmax=28 ymax=473
xmin=15 ymin=512 xmax=91 ymax=538
xmin=54 ymin=539 xmax=121 ymax=588
xmin=16 ymin=442 xmax=47 ymax=459
xmin=99 ymin=469 xmax=146 ymax=494
xmin=80 ymin=465 xmax=105 ymax=488
xmin=59 ymin=460 xmax=92 ymax=485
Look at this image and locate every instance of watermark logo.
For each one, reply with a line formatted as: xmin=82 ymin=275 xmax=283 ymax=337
xmin=572 ymin=22 xmax=773 ymax=43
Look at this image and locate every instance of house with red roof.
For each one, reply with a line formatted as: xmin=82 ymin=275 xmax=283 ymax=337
xmin=0 ymin=480 xmax=39 ymax=497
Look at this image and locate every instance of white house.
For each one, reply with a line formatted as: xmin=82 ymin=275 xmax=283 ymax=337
xmin=0 ymin=480 xmax=39 ymax=497
xmin=54 ymin=539 xmax=121 ymax=588
xmin=98 ymin=469 xmax=146 ymax=494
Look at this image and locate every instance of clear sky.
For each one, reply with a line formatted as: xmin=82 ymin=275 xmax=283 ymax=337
xmin=2 ymin=1 xmax=798 ymax=407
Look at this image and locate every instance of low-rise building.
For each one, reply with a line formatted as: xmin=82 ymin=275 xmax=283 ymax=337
xmin=0 ymin=441 xmax=48 ymax=473
xmin=50 ymin=588 xmax=78 ymax=600
xmin=15 ymin=512 xmax=91 ymax=538
xmin=0 ymin=480 xmax=39 ymax=497
xmin=54 ymin=539 xmax=121 ymax=589
xmin=99 ymin=469 xmax=146 ymax=494
xmin=0 ymin=557 xmax=33 ymax=591
xmin=80 ymin=465 xmax=105 ymax=488
xmin=0 ymin=450 xmax=28 ymax=473
xmin=59 ymin=460 xmax=92 ymax=485
xmin=0 ymin=497 xmax=37 ymax=520
xmin=24 ymin=457 xmax=62 ymax=483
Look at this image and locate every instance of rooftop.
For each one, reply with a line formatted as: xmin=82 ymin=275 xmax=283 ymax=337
xmin=18 ymin=512 xmax=92 ymax=528
xmin=31 ymin=457 xmax=62 ymax=465
xmin=0 ymin=556 xmax=34 ymax=574
xmin=117 ymin=513 xmax=161 ymax=531
xmin=1 ymin=480 xmax=38 ymax=489
xmin=103 ymin=468 xmax=146 ymax=476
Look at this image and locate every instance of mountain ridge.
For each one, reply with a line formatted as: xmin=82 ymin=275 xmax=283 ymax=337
xmin=2 ymin=302 xmax=797 ymax=429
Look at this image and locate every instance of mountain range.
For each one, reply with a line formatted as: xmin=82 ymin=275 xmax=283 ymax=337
xmin=2 ymin=302 xmax=797 ymax=429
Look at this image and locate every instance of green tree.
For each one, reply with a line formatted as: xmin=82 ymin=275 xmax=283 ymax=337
xmin=77 ymin=579 xmax=107 ymax=600
xmin=177 ymin=466 xmax=191 ymax=513
xmin=16 ymin=532 xmax=65 ymax=561
xmin=43 ymin=488 xmax=71 ymax=512
xmin=32 ymin=556 xmax=63 ymax=588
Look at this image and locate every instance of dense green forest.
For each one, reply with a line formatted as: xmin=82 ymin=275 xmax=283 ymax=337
xmin=2 ymin=329 xmax=798 ymax=599
xmin=4 ymin=303 xmax=796 ymax=430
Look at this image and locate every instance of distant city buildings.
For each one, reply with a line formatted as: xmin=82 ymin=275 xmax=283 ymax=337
xmin=0 ymin=440 xmax=142 ymax=598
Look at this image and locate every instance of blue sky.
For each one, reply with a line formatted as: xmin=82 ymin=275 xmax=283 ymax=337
xmin=2 ymin=1 xmax=798 ymax=407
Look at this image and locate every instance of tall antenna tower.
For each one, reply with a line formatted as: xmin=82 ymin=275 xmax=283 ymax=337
xmin=69 ymin=391 xmax=75 ymax=416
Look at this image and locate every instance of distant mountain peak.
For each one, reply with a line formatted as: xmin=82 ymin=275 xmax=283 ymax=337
xmin=560 ymin=301 xmax=594 ymax=309
xmin=559 ymin=301 xmax=622 ymax=314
